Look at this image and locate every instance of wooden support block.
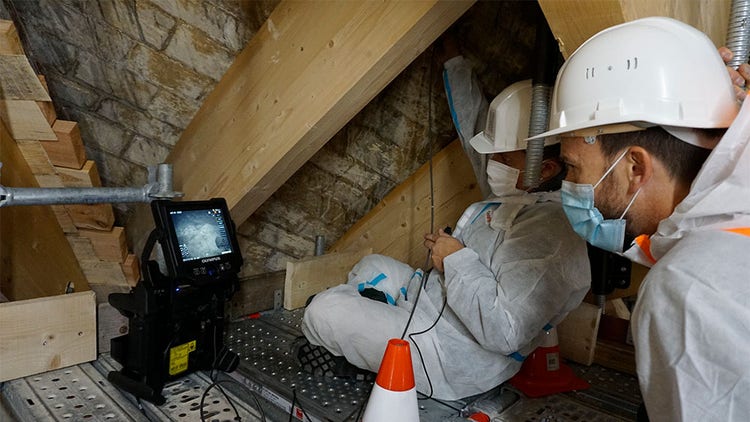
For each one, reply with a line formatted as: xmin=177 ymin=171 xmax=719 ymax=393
xmin=121 ymin=253 xmax=140 ymax=287
xmin=36 ymin=75 xmax=56 ymax=125
xmin=0 ymin=20 xmax=24 ymax=55
xmin=229 ymin=271 xmax=286 ymax=319
xmin=284 ymin=248 xmax=372 ymax=310
xmin=57 ymin=160 xmax=101 ymax=187
xmin=79 ymin=259 xmax=128 ymax=286
xmin=66 ymin=233 xmax=97 ymax=260
xmin=97 ymin=302 xmax=128 ymax=354
xmin=15 ymin=139 xmax=55 ymax=175
xmin=78 ymin=227 xmax=127 ymax=263
xmin=332 ymin=140 xmax=481 ymax=269
xmin=66 ymin=203 xmax=116 ymax=231
xmin=605 ymin=298 xmax=631 ymax=320
xmin=52 ymin=205 xmax=78 ymax=234
xmin=43 ymin=120 xmax=86 ymax=169
xmin=0 ymin=291 xmax=96 ymax=382
xmin=0 ymin=100 xmax=57 ymax=141
xmin=557 ymin=302 xmax=602 ymax=366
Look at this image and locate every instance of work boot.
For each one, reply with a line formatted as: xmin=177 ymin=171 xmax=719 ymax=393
xmin=293 ymin=337 xmax=374 ymax=382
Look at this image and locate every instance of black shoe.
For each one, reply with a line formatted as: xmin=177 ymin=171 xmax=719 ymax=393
xmin=293 ymin=337 xmax=375 ymax=381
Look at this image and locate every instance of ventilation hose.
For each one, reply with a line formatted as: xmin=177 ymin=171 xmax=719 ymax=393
xmin=524 ymin=18 xmax=557 ymax=189
xmin=726 ymin=0 xmax=750 ymax=69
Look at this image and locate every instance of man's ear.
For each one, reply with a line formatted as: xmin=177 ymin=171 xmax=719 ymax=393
xmin=625 ymin=146 xmax=653 ymax=194
xmin=540 ymin=158 xmax=563 ymax=182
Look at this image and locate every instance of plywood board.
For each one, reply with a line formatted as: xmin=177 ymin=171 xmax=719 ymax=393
xmin=331 ymin=139 xmax=482 ymax=269
xmin=0 ymin=291 xmax=97 ymax=382
xmin=166 ymin=0 xmax=474 ymax=225
xmin=284 ymin=248 xmax=372 ymax=310
xmin=557 ymin=301 xmax=602 ymax=366
xmin=0 ymin=100 xmax=57 ymax=141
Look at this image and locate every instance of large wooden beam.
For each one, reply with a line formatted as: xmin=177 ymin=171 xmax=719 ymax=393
xmin=167 ymin=0 xmax=473 ymax=224
xmin=331 ymin=139 xmax=482 ymax=270
xmin=538 ymin=0 xmax=730 ymax=59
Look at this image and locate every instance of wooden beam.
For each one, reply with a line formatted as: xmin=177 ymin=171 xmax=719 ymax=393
xmin=0 ymin=100 xmax=57 ymax=141
xmin=78 ymin=227 xmax=128 ymax=263
xmin=229 ymin=271 xmax=286 ymax=318
xmin=0 ymin=119 xmax=88 ymax=301
xmin=284 ymin=248 xmax=372 ymax=310
xmin=0 ymin=291 xmax=96 ymax=382
xmin=167 ymin=0 xmax=473 ymax=225
xmin=538 ymin=0 xmax=731 ymax=59
xmin=331 ymin=139 xmax=482 ymax=269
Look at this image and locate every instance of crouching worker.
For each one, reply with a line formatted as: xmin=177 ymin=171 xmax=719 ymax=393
xmin=299 ymin=79 xmax=591 ymax=401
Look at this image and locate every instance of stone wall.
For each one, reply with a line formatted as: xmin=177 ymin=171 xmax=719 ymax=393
xmin=7 ymin=0 xmax=541 ymax=277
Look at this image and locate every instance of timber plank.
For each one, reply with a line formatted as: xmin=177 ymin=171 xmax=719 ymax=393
xmin=0 ymin=291 xmax=97 ymax=382
xmin=539 ymin=0 xmax=730 ymax=59
xmin=284 ymin=248 xmax=372 ymax=310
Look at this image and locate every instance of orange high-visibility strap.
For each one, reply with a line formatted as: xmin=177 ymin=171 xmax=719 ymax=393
xmin=634 ymin=234 xmax=657 ymax=264
xmin=724 ymin=227 xmax=750 ymax=237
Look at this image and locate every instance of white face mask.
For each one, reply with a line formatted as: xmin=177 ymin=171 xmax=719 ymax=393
xmin=486 ymin=160 xmax=524 ymax=197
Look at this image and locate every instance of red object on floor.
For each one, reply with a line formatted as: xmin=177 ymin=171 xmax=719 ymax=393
xmin=509 ymin=328 xmax=590 ymax=397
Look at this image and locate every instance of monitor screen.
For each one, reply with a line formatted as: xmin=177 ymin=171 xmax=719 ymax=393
xmin=169 ymin=208 xmax=234 ymax=262
xmin=151 ymin=198 xmax=242 ymax=284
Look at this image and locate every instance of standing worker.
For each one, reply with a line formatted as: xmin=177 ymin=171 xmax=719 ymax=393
xmin=529 ymin=17 xmax=750 ymax=420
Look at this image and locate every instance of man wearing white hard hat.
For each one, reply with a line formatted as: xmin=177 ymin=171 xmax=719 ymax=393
xmin=529 ymin=17 xmax=750 ymax=420
xmin=300 ymin=71 xmax=590 ymax=400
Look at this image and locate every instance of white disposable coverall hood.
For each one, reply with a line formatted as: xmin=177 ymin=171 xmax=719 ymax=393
xmin=627 ymin=99 xmax=750 ymax=420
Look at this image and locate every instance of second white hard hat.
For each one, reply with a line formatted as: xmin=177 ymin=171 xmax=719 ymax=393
xmin=527 ymin=17 xmax=740 ymax=149
xmin=470 ymin=79 xmax=558 ymax=154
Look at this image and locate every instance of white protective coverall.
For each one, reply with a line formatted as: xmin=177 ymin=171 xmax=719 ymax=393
xmin=301 ymin=57 xmax=590 ymax=400
xmin=302 ymin=192 xmax=590 ymax=400
xmin=624 ymin=100 xmax=750 ymax=421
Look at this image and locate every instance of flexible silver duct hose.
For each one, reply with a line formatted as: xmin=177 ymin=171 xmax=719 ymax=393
xmin=727 ymin=0 xmax=750 ymax=68
xmin=524 ymin=15 xmax=556 ymax=189
xmin=524 ymin=83 xmax=551 ymax=188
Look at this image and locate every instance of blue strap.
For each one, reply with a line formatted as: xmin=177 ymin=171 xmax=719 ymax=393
xmin=384 ymin=293 xmax=396 ymax=306
xmin=400 ymin=287 xmax=408 ymax=301
xmin=368 ymin=273 xmax=387 ymax=287
xmin=507 ymin=323 xmax=554 ymax=361
xmin=443 ymin=69 xmax=463 ymax=136
xmin=508 ymin=352 xmax=526 ymax=362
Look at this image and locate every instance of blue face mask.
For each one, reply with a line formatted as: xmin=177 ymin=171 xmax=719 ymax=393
xmin=561 ymin=150 xmax=641 ymax=253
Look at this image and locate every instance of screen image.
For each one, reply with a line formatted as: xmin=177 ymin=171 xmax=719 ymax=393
xmin=169 ymin=208 xmax=233 ymax=262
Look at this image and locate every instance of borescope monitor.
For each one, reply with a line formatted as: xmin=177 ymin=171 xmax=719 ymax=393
xmin=151 ymin=198 xmax=242 ymax=284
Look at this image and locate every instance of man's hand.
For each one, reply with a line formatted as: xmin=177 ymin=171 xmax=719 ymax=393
xmin=719 ymin=46 xmax=750 ymax=101
xmin=423 ymin=228 xmax=464 ymax=272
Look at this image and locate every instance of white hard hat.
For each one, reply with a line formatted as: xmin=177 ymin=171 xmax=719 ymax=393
xmin=470 ymin=79 xmax=558 ymax=154
xmin=528 ymin=17 xmax=740 ymax=149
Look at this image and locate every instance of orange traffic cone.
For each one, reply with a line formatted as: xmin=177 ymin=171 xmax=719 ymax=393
xmin=362 ymin=338 xmax=419 ymax=422
xmin=509 ymin=327 xmax=589 ymax=397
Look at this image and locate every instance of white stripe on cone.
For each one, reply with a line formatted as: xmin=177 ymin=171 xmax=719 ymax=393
xmin=362 ymin=382 xmax=419 ymax=422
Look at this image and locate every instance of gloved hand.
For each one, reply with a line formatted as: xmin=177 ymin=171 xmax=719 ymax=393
xmin=719 ymin=46 xmax=750 ymax=101
xmin=423 ymin=228 xmax=464 ymax=272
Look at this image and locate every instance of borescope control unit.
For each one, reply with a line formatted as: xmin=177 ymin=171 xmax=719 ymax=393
xmin=108 ymin=198 xmax=243 ymax=404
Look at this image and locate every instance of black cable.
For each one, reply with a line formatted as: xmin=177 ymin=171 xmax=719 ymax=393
xmin=288 ymin=387 xmax=313 ymax=422
xmin=199 ymin=380 xmax=241 ymax=422
xmin=199 ymin=378 xmax=267 ymax=422
xmin=409 ymin=292 xmax=447 ymax=400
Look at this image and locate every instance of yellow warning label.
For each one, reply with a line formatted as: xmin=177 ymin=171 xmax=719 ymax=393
xmin=169 ymin=340 xmax=197 ymax=376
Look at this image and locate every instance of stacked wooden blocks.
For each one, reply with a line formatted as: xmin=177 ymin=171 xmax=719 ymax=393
xmin=0 ymin=20 xmax=140 ymax=301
